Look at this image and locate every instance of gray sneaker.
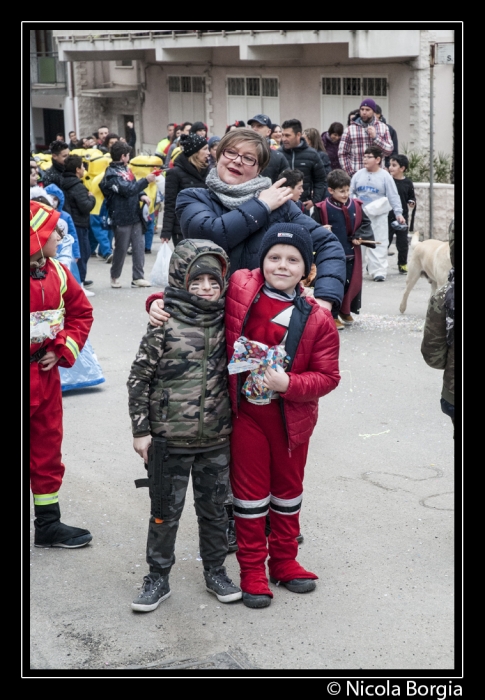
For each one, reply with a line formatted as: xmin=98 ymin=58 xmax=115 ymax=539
xmin=131 ymin=573 xmax=171 ymax=612
xmin=204 ymin=566 xmax=242 ymax=603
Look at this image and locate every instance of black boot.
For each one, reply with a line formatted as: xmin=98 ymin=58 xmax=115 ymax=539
xmin=224 ymin=503 xmax=238 ymax=553
xmin=34 ymin=502 xmax=92 ymax=548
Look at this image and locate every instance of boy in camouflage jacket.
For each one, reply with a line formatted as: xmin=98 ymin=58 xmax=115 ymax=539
xmin=127 ymin=239 xmax=242 ymax=612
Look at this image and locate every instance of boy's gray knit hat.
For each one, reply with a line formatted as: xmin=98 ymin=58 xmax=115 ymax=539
xmin=259 ymin=222 xmax=313 ymax=278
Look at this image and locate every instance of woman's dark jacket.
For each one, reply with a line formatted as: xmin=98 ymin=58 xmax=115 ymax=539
xmin=61 ymin=172 xmax=96 ymax=228
xmin=321 ymin=132 xmax=341 ymax=171
xmin=161 ymin=153 xmax=208 ymax=240
xmin=175 ymin=187 xmax=346 ymax=309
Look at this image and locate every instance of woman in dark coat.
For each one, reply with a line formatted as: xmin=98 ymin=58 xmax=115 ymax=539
xmin=160 ymin=133 xmax=209 ymax=246
xmin=321 ymin=122 xmax=344 ymax=171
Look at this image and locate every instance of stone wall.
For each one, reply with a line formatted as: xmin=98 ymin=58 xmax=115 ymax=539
xmin=412 ymin=183 xmax=454 ymax=241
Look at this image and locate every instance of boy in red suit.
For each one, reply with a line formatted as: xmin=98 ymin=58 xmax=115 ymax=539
xmin=30 ymin=200 xmax=94 ymax=548
xmin=225 ymin=222 xmax=341 ymax=608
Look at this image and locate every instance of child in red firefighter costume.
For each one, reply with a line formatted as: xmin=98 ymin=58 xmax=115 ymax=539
xmin=30 ymin=200 xmax=94 ymax=548
xmin=225 ymin=222 xmax=341 ymax=608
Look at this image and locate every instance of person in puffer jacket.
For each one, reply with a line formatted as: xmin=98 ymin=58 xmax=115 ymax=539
xmin=224 ymin=222 xmax=340 ymax=609
xmin=44 ymin=183 xmax=82 ymax=282
xmin=127 ymin=239 xmax=242 ymax=612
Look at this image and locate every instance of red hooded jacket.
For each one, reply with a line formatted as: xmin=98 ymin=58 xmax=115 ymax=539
xmin=225 ymin=269 xmax=340 ymax=451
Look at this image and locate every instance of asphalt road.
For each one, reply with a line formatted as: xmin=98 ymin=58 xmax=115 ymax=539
xmin=28 ymin=235 xmax=457 ymax=676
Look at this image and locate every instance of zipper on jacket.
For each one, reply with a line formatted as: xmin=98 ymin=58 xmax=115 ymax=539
xmin=198 ymin=327 xmax=209 ymax=439
xmin=235 ymin=293 xmax=260 ymax=416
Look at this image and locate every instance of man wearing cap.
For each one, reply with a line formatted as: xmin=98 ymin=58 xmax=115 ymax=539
xmin=247 ymin=114 xmax=288 ymax=184
xmin=338 ymin=99 xmax=394 ymax=178
xmin=30 ymin=200 xmax=94 ymax=548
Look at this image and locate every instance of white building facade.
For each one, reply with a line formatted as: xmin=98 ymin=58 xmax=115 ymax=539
xmin=28 ymin=27 xmax=456 ymax=160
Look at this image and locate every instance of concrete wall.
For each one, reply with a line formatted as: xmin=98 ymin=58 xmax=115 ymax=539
xmin=412 ymin=183 xmax=454 ymax=241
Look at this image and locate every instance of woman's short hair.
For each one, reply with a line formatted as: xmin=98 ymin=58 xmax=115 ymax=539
xmin=328 ymin=122 xmax=344 ymax=137
xmin=215 ymin=128 xmax=270 ymax=171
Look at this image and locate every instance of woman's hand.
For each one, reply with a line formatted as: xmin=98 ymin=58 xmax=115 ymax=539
xmin=258 ymin=178 xmax=294 ymax=211
xmin=133 ymin=435 xmax=152 ymax=464
xmin=263 ymin=366 xmax=290 ymax=393
xmin=149 ymin=298 xmax=170 ymax=327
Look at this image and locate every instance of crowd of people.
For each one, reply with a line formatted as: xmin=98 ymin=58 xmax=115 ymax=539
xmin=30 ymin=98 xmax=453 ymax=614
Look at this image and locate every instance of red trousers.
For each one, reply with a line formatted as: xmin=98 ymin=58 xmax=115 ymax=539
xmin=30 ymin=362 xmax=65 ymax=498
xmin=230 ymin=398 xmax=317 ymax=595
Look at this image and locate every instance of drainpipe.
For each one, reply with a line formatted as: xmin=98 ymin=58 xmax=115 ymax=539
xmin=67 ymin=61 xmax=78 ymax=135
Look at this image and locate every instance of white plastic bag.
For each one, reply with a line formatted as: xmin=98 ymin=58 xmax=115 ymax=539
xmin=363 ymin=196 xmax=392 ymax=217
xmin=150 ymin=242 xmax=172 ymax=288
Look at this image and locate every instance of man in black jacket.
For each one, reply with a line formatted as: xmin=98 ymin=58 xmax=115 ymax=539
xmin=42 ymin=141 xmax=70 ymax=188
xmin=62 ymin=155 xmax=96 ymax=293
xmin=247 ymin=113 xmax=288 ymax=184
xmin=100 ymin=141 xmax=156 ymax=289
xmin=280 ymin=119 xmax=328 ymax=214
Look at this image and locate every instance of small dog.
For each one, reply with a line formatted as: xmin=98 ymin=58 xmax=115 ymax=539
xmin=399 ymin=231 xmax=451 ymax=314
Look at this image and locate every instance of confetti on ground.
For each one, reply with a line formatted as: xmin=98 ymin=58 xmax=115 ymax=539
xmin=347 ymin=314 xmax=425 ymax=333
xmin=359 ymin=429 xmax=391 ymax=439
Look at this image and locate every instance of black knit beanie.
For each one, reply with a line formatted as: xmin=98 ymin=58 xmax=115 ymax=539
xmin=259 ymin=222 xmax=313 ymax=278
xmin=190 ymin=121 xmax=207 ymax=134
xmin=180 ymin=132 xmax=208 ymax=158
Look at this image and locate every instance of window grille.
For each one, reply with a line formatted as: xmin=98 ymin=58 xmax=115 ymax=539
xmin=228 ymin=78 xmax=245 ymax=95
xmin=246 ymin=78 xmax=260 ymax=96
xmin=168 ymin=76 xmax=180 ymax=92
xmin=262 ymin=78 xmax=278 ymax=97
xmin=192 ymin=77 xmax=205 ymax=93
xmin=322 ymin=78 xmax=341 ymax=95
xmin=362 ymin=77 xmax=387 ymax=97
xmin=181 ymin=77 xmax=192 ymax=93
xmin=169 ymin=76 xmax=206 ymax=93
xmin=343 ymin=78 xmax=361 ymax=96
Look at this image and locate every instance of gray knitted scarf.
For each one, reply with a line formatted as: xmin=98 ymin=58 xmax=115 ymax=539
xmin=205 ymin=167 xmax=272 ymax=210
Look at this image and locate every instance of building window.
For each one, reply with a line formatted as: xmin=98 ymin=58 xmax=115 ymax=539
xmin=167 ymin=75 xmax=206 ymax=126
xmin=343 ymin=77 xmax=361 ymax=96
xmin=320 ymin=76 xmax=389 ymax=133
xmin=168 ymin=76 xmax=206 ymax=94
xmin=362 ymin=77 xmax=387 ymax=97
xmin=226 ymin=76 xmax=280 ymax=128
xmin=115 ymin=59 xmax=133 ymax=67
xmin=262 ymin=78 xmax=278 ymax=97
xmin=322 ymin=78 xmax=341 ymax=96
xmin=228 ymin=78 xmax=245 ymax=96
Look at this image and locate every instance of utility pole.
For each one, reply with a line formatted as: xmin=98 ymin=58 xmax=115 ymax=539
xmin=429 ymin=43 xmax=435 ymax=239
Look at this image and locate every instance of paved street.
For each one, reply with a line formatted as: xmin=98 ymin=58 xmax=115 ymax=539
xmin=28 ymin=235 xmax=456 ymax=674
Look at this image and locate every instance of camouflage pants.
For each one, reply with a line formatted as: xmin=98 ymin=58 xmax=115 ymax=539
xmin=146 ymin=445 xmax=230 ymax=574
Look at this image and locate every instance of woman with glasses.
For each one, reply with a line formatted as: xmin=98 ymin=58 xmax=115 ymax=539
xmin=171 ymin=128 xmax=345 ymax=291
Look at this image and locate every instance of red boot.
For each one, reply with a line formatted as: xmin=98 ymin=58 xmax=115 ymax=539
xmin=267 ymin=510 xmax=318 ymax=588
xmin=234 ymin=515 xmax=273 ymax=606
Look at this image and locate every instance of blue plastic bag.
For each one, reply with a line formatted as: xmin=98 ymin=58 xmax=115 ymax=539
xmin=59 ymin=339 xmax=105 ymax=392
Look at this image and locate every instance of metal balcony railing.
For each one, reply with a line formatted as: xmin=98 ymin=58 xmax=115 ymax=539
xmin=30 ymin=52 xmax=66 ymax=85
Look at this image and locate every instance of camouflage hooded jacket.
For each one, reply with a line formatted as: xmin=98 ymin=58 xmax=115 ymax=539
xmin=127 ymin=239 xmax=232 ymax=450
xmin=421 ymin=222 xmax=455 ymax=405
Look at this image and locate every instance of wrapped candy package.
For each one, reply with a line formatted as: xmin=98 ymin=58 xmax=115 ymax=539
xmin=30 ymin=308 xmax=65 ymax=345
xmin=228 ymin=336 xmax=288 ymax=405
